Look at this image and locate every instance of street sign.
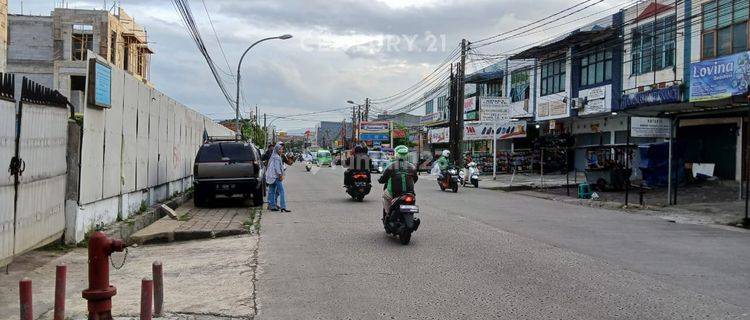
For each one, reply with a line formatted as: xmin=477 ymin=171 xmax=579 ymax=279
xmin=479 ymin=97 xmax=510 ymax=123
xmin=630 ymin=117 xmax=670 ymax=138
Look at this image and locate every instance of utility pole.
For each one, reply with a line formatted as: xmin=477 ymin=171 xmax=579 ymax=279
xmin=351 ymin=106 xmax=357 ymax=146
xmin=449 ymin=39 xmax=468 ymax=165
xmin=263 ymin=113 xmax=267 ymax=146
xmin=255 ymin=105 xmax=259 ymax=126
xmin=364 ymin=98 xmax=370 ymax=121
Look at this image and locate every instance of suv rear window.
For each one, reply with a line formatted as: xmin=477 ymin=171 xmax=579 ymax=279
xmin=197 ymin=143 xmax=222 ymax=162
xmin=221 ymin=143 xmax=255 ymax=161
xmin=196 ymin=142 xmax=256 ymax=162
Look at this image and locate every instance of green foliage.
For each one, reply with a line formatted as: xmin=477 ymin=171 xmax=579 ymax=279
xmin=392 ymin=123 xmax=415 ymax=148
xmin=240 ymin=119 xmax=267 ymax=146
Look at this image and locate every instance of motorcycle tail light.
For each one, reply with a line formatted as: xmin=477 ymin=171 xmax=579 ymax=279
xmin=353 ymin=173 xmax=368 ymax=179
xmin=404 ymin=195 xmax=415 ymax=204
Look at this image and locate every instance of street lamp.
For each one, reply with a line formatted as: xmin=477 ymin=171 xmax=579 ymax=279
xmin=235 ymin=34 xmax=293 ymax=139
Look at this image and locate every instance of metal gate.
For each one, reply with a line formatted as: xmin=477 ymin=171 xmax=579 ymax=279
xmin=0 ymin=76 xmax=69 ymax=266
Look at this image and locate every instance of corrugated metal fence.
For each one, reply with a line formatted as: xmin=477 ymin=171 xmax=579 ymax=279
xmin=0 ymin=76 xmax=70 ymax=266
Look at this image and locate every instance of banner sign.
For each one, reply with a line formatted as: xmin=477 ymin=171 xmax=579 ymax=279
xmin=622 ymin=85 xmax=681 ymax=108
xmin=630 ymin=117 xmax=670 ymax=138
xmin=578 ymin=85 xmax=611 ymax=115
xmin=393 ymin=129 xmax=406 ymax=138
xmin=479 ymin=97 xmax=510 ymax=123
xmin=359 ymin=121 xmax=389 ymax=133
xmin=464 ymin=96 xmax=477 ymax=112
xmin=420 ymin=112 xmax=441 ymax=125
xmin=428 ymin=127 xmax=450 ymax=144
xmin=463 ymin=121 xmax=527 ymax=141
xmin=360 ymin=133 xmax=389 ymax=141
xmin=88 ymin=59 xmax=112 ymax=108
xmin=690 ymin=51 xmax=750 ymax=102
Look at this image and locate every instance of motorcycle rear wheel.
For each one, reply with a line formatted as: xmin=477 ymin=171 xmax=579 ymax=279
xmin=399 ymin=230 xmax=411 ymax=245
xmin=452 ymin=184 xmax=458 ymax=193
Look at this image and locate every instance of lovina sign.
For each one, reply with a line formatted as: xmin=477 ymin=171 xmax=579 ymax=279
xmin=690 ymin=51 xmax=750 ymax=102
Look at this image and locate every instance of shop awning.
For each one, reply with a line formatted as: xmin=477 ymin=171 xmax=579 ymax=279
xmin=465 ymin=69 xmax=504 ymax=83
xmin=510 ymin=15 xmax=617 ymax=60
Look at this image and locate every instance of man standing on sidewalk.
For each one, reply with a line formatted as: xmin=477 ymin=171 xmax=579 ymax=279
xmin=266 ymin=143 xmax=291 ymax=212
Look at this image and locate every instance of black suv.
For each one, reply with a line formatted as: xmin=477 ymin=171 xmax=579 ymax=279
xmin=193 ymin=139 xmax=265 ymax=207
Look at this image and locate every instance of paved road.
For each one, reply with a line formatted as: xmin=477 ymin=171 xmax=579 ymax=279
xmin=256 ymin=165 xmax=750 ymax=319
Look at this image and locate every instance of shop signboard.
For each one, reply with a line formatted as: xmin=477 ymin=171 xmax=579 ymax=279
xmin=463 ymin=121 xmax=527 ymax=141
xmin=392 ymin=129 xmax=406 ymax=138
xmin=622 ymin=85 xmax=681 ymax=108
xmin=630 ymin=117 xmax=670 ymax=138
xmin=464 ymin=96 xmax=477 ymax=112
xmin=690 ymin=51 xmax=750 ymax=102
xmin=428 ymin=127 xmax=450 ymax=144
xmin=578 ymin=85 xmax=611 ymax=115
xmin=479 ymin=97 xmax=510 ymax=123
xmin=537 ymin=99 xmax=568 ymax=120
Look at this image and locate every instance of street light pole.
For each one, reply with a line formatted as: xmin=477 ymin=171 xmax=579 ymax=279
xmin=235 ymin=34 xmax=292 ymax=139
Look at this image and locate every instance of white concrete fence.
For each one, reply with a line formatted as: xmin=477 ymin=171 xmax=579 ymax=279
xmin=0 ymin=56 xmax=232 ymax=266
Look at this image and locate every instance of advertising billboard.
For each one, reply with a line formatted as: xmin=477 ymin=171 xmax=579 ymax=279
xmin=690 ymin=51 xmax=750 ymax=102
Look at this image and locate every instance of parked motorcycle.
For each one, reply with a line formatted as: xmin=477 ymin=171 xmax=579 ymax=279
xmin=346 ymin=171 xmax=371 ymax=201
xmin=383 ymin=192 xmax=420 ymax=245
xmin=459 ymin=162 xmax=480 ymax=188
xmin=438 ymin=165 xmax=460 ymax=192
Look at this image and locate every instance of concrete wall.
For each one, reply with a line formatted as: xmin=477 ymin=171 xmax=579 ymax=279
xmin=68 ymin=55 xmax=233 ymax=243
xmin=0 ymin=0 xmax=8 ymax=73
xmin=7 ymin=15 xmax=54 ymax=88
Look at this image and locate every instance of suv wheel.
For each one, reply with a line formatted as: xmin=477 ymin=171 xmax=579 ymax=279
xmin=194 ymin=188 xmax=206 ymax=207
xmin=252 ymin=185 xmax=264 ymax=207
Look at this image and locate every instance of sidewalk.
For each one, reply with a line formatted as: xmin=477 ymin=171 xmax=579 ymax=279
xmin=477 ymin=172 xmax=585 ymax=190
xmin=130 ymin=201 xmax=259 ymax=244
xmin=0 ymin=234 xmax=259 ymax=319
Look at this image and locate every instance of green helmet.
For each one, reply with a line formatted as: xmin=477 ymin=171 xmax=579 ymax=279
xmin=394 ymin=145 xmax=409 ymax=159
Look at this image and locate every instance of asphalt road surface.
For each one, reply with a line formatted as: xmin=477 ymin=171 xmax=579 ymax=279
xmin=256 ymin=165 xmax=750 ymax=319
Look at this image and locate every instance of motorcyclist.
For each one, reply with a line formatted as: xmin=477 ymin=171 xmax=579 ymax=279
xmin=378 ymin=145 xmax=418 ymax=219
xmin=436 ymin=150 xmax=451 ymax=171
xmin=344 ymin=144 xmax=372 ymax=186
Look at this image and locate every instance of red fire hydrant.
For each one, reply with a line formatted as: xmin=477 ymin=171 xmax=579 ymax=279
xmin=82 ymin=231 xmax=125 ymax=320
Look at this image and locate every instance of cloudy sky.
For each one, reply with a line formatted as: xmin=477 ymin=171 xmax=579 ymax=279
xmin=13 ymin=0 xmax=622 ymax=133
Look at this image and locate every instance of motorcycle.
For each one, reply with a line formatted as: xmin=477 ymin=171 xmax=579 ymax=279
xmin=345 ymin=171 xmax=371 ymax=201
xmin=383 ymin=192 xmax=420 ymax=245
xmin=438 ymin=165 xmax=460 ymax=193
xmin=459 ymin=161 xmax=480 ymax=188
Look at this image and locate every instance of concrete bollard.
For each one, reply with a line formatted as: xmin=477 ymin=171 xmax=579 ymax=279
xmin=54 ymin=264 xmax=67 ymax=320
xmin=152 ymin=261 xmax=164 ymax=317
xmin=141 ymin=278 xmax=153 ymax=320
xmin=19 ymin=278 xmax=32 ymax=320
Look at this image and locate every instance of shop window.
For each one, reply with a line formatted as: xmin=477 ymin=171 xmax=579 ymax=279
xmin=123 ymin=41 xmax=130 ymax=71
xmin=580 ymin=48 xmax=613 ymax=87
xmin=425 ymin=100 xmax=434 ymax=114
xmin=631 ymin=15 xmax=676 ymax=74
xmin=510 ymin=70 xmax=530 ymax=102
xmin=702 ymin=0 xmax=750 ymax=59
xmin=71 ymin=24 xmax=93 ymax=61
xmin=540 ymin=57 xmax=566 ymax=96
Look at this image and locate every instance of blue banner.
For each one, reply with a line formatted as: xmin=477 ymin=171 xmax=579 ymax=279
xmin=690 ymin=51 xmax=750 ymax=102
xmin=360 ymin=133 xmax=389 ymax=141
xmin=622 ymin=85 xmax=681 ymax=109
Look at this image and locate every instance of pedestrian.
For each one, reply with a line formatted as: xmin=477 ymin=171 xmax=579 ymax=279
xmin=266 ymin=142 xmax=291 ymax=212
xmin=261 ymin=143 xmax=274 ymax=166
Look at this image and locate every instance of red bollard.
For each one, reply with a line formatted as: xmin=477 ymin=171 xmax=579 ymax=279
xmin=54 ymin=264 xmax=67 ymax=320
xmin=81 ymin=231 xmax=125 ymax=320
xmin=152 ymin=261 xmax=163 ymax=317
xmin=140 ymin=278 xmax=153 ymax=320
xmin=19 ymin=278 xmax=32 ymax=320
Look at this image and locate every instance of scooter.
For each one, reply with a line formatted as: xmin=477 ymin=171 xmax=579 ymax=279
xmin=345 ymin=171 xmax=371 ymax=201
xmin=459 ymin=162 xmax=480 ymax=188
xmin=383 ymin=192 xmax=420 ymax=245
xmin=438 ymin=165 xmax=460 ymax=193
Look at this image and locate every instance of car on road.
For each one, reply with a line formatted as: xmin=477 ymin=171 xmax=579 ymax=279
xmin=368 ymin=150 xmax=390 ymax=173
xmin=317 ymin=149 xmax=333 ymax=166
xmin=193 ymin=139 xmax=265 ymax=207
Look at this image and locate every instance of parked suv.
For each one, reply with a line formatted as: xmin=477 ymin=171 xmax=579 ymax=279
xmin=193 ymin=139 xmax=265 ymax=207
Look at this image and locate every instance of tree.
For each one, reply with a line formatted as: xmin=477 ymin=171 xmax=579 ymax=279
xmin=240 ymin=119 xmax=266 ymax=146
xmin=392 ymin=123 xmax=414 ymax=148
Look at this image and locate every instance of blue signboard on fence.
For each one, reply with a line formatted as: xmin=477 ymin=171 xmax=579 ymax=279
xmin=690 ymin=51 xmax=750 ymax=102
xmin=93 ymin=61 xmax=112 ymax=108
